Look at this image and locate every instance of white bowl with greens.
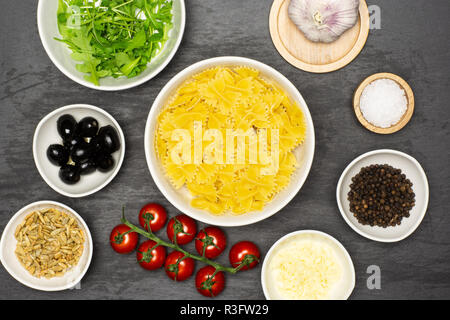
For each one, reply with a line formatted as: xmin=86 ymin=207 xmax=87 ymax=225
xmin=37 ymin=0 xmax=185 ymax=91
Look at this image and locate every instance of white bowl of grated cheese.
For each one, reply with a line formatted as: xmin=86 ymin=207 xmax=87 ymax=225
xmin=261 ymin=230 xmax=355 ymax=300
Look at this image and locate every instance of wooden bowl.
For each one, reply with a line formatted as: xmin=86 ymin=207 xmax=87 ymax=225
xmin=353 ymin=73 xmax=415 ymax=134
xmin=269 ymin=0 xmax=370 ymax=73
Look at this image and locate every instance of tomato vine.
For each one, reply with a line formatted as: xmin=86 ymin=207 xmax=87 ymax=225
xmin=121 ymin=209 xmax=258 ymax=274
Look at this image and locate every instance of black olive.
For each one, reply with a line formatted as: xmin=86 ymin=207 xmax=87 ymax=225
xmin=64 ymin=135 xmax=84 ymax=152
xmin=97 ymin=125 xmax=120 ymax=153
xmin=59 ymin=164 xmax=81 ymax=184
xmin=88 ymin=136 xmax=103 ymax=155
xmin=57 ymin=114 xmax=78 ymax=140
xmin=47 ymin=144 xmax=69 ymax=166
xmin=71 ymin=141 xmax=93 ymax=163
xmin=78 ymin=158 xmax=97 ymax=175
xmin=78 ymin=117 xmax=99 ymax=138
xmin=96 ymin=153 xmax=115 ymax=172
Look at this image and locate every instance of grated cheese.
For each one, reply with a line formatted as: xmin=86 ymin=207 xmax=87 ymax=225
xmin=269 ymin=239 xmax=342 ymax=300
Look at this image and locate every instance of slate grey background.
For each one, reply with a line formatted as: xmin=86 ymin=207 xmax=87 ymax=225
xmin=0 ymin=0 xmax=449 ymax=300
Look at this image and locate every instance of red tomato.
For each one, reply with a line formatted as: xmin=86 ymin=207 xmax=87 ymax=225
xmin=136 ymin=240 xmax=166 ymax=270
xmin=229 ymin=241 xmax=260 ymax=271
xmin=195 ymin=266 xmax=225 ymax=297
xmin=195 ymin=227 xmax=227 ymax=259
xmin=110 ymin=224 xmax=138 ymax=254
xmin=166 ymin=214 xmax=197 ymax=245
xmin=138 ymin=203 xmax=167 ymax=232
xmin=164 ymin=251 xmax=195 ymax=281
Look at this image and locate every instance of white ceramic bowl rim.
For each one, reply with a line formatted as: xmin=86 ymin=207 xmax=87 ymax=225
xmin=0 ymin=201 xmax=93 ymax=291
xmin=33 ymin=104 xmax=125 ymax=198
xmin=144 ymin=56 xmax=315 ymax=227
xmin=261 ymin=230 xmax=356 ymax=300
xmin=336 ymin=149 xmax=429 ymax=242
xmin=36 ymin=0 xmax=186 ymax=91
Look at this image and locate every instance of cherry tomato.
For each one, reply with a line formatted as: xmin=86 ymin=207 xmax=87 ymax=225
xmin=195 ymin=227 xmax=227 ymax=259
xmin=166 ymin=214 xmax=197 ymax=245
xmin=138 ymin=203 xmax=167 ymax=232
xmin=110 ymin=224 xmax=138 ymax=254
xmin=164 ymin=251 xmax=195 ymax=281
xmin=229 ymin=241 xmax=260 ymax=271
xmin=136 ymin=240 xmax=166 ymax=270
xmin=195 ymin=266 xmax=225 ymax=297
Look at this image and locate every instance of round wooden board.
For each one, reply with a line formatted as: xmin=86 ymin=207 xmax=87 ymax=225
xmin=353 ymin=73 xmax=415 ymax=134
xmin=269 ymin=0 xmax=370 ymax=73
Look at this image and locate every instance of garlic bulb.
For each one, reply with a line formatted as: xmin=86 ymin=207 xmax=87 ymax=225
xmin=288 ymin=0 xmax=360 ymax=43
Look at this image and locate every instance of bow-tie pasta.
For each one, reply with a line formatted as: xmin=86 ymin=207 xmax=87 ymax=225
xmin=155 ymin=67 xmax=306 ymax=215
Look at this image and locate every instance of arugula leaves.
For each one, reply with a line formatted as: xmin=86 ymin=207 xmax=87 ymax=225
xmin=55 ymin=0 xmax=173 ymax=85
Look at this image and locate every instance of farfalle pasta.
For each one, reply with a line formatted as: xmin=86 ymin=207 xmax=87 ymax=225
xmin=155 ymin=66 xmax=306 ymax=215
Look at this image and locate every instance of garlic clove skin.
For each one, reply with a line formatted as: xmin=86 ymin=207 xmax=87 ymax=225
xmin=288 ymin=0 xmax=360 ymax=43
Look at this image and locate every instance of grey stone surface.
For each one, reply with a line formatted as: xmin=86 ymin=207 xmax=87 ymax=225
xmin=0 ymin=0 xmax=449 ymax=300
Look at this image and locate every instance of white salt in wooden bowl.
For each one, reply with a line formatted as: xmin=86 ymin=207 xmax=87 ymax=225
xmin=353 ymin=73 xmax=414 ymax=134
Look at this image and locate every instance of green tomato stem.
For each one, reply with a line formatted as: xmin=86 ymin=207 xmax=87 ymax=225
xmin=121 ymin=214 xmax=239 ymax=274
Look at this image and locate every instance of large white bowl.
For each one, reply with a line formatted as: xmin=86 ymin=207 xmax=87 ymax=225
xmin=144 ymin=57 xmax=315 ymax=227
xmin=33 ymin=104 xmax=125 ymax=198
xmin=0 ymin=201 xmax=93 ymax=291
xmin=261 ymin=230 xmax=355 ymax=300
xmin=336 ymin=149 xmax=429 ymax=242
xmin=37 ymin=0 xmax=186 ymax=91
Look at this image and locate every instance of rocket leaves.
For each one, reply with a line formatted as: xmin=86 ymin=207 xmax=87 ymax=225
xmin=55 ymin=0 xmax=173 ymax=86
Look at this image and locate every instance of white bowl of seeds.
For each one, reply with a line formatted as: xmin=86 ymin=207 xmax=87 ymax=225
xmin=0 ymin=201 xmax=93 ymax=291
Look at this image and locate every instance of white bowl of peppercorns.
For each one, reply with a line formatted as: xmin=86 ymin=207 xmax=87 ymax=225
xmin=336 ymin=149 xmax=429 ymax=242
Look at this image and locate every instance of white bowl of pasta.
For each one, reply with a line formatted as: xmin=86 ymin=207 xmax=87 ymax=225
xmin=145 ymin=57 xmax=315 ymax=226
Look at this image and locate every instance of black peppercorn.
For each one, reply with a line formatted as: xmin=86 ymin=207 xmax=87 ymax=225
xmin=347 ymin=164 xmax=415 ymax=227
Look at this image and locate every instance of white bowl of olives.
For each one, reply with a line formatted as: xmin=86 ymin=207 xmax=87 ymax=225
xmin=33 ymin=104 xmax=125 ymax=198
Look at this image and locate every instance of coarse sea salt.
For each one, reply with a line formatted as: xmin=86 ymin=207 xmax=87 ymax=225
xmin=360 ymin=79 xmax=408 ymax=128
